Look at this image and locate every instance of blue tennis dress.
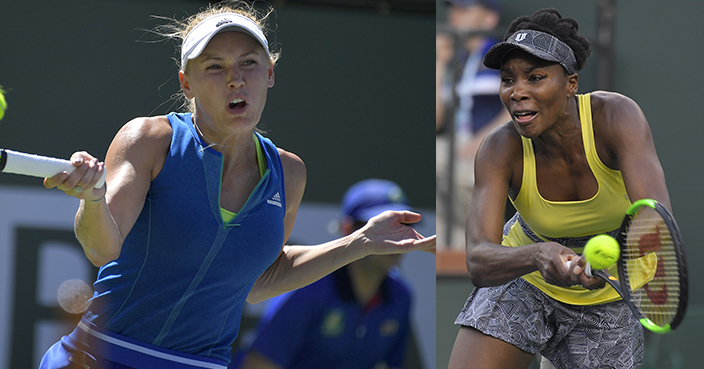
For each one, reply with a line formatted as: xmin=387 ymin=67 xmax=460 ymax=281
xmin=52 ymin=112 xmax=286 ymax=365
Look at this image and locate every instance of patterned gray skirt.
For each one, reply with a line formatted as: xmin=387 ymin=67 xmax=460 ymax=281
xmin=455 ymin=213 xmax=643 ymax=369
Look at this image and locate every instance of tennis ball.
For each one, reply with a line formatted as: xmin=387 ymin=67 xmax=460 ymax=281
xmin=0 ymin=88 xmax=6 ymax=121
xmin=583 ymin=234 xmax=620 ymax=270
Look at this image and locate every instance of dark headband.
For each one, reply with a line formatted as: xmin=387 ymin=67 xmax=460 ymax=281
xmin=483 ymin=29 xmax=577 ymax=74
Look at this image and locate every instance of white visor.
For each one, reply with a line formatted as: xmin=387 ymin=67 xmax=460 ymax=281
xmin=181 ymin=13 xmax=269 ymax=70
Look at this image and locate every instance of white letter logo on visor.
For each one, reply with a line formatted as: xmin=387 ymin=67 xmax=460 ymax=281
xmin=181 ymin=13 xmax=269 ymax=70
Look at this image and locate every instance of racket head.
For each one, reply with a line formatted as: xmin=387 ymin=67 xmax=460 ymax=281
xmin=615 ymin=199 xmax=688 ymax=333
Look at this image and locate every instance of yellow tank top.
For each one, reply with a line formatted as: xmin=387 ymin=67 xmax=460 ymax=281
xmin=504 ymin=93 xmax=632 ymax=305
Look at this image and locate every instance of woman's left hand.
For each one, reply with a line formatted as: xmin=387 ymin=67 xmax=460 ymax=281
xmin=358 ymin=211 xmax=436 ymax=255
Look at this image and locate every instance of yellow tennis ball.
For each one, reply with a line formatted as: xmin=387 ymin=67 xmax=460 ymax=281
xmin=0 ymin=88 xmax=6 ymax=121
xmin=584 ymin=234 xmax=620 ymax=270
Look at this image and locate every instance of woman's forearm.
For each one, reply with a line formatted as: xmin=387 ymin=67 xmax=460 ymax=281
xmin=248 ymin=210 xmax=433 ymax=304
xmin=467 ymin=242 xmax=540 ymax=287
xmin=74 ymin=199 xmax=123 ymax=267
xmin=247 ymin=233 xmax=367 ymax=304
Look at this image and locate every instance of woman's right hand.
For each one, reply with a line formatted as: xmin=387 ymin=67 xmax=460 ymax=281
xmin=43 ymin=151 xmax=106 ymax=202
xmin=534 ymin=242 xmax=581 ymax=288
xmin=569 ymin=255 xmax=607 ymax=290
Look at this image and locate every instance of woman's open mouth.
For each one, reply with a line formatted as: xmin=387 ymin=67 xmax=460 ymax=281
xmin=228 ymin=98 xmax=247 ymax=111
xmin=513 ymin=110 xmax=537 ymax=124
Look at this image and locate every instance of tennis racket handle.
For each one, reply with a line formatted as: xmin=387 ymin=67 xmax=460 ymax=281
xmin=564 ymin=260 xmax=594 ymax=278
xmin=0 ymin=149 xmax=106 ymax=188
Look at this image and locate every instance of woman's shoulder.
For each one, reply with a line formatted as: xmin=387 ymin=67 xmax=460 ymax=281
xmin=276 ymin=147 xmax=306 ymax=187
xmin=589 ymin=91 xmax=644 ymax=118
xmin=589 ymin=91 xmax=647 ymax=130
xmin=105 ymin=116 xmax=173 ymax=181
xmin=276 ymin=148 xmax=305 ymax=172
xmin=117 ymin=115 xmax=173 ymax=142
xmin=473 ymin=121 xmax=523 ymax=186
xmin=109 ymin=116 xmax=173 ymax=162
xmin=479 ymin=121 xmax=523 ymax=160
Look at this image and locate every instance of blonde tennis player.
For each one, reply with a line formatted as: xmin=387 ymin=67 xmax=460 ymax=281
xmin=39 ymin=2 xmax=435 ymax=368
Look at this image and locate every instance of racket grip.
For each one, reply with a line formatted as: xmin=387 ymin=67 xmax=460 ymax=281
xmin=0 ymin=149 xmax=106 ymax=188
xmin=564 ymin=260 xmax=593 ymax=278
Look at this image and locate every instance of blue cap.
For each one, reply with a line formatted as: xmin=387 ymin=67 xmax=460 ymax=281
xmin=341 ymin=179 xmax=412 ymax=222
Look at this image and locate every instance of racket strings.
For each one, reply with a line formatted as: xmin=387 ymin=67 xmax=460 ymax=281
xmin=621 ymin=209 xmax=681 ymax=327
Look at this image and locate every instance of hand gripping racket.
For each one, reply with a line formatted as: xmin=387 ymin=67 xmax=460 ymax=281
xmin=0 ymin=148 xmax=106 ymax=188
xmin=566 ymin=199 xmax=688 ymax=333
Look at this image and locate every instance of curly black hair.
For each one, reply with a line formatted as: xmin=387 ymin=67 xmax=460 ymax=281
xmin=505 ymin=8 xmax=591 ymax=71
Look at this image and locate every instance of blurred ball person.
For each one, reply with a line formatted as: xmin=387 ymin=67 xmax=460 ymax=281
xmin=436 ymin=0 xmax=511 ymax=247
xmin=235 ymin=179 xmax=416 ymax=369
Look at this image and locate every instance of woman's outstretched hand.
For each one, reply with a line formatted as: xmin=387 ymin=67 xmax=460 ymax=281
xmin=357 ymin=210 xmax=436 ymax=256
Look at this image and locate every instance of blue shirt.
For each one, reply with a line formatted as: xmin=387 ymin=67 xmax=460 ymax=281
xmin=241 ymin=267 xmax=412 ymax=369
xmin=86 ymin=112 xmax=286 ymax=362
